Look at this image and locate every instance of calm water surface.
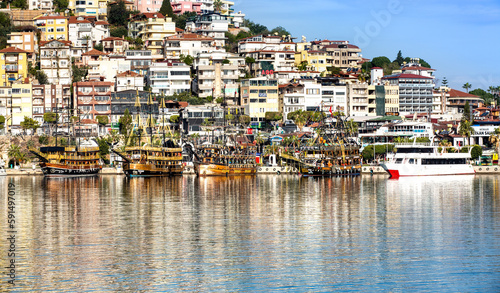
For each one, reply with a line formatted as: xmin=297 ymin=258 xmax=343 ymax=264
xmin=1 ymin=175 xmax=499 ymax=292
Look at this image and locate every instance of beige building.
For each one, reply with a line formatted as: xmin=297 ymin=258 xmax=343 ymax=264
xmin=7 ymin=31 xmax=37 ymax=62
xmin=241 ymin=78 xmax=279 ymax=122
xmin=40 ymin=40 xmax=72 ymax=85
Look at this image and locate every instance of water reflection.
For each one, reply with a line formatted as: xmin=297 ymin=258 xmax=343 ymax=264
xmin=0 ymin=175 xmax=499 ymax=291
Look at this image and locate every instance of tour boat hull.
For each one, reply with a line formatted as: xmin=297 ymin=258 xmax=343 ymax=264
xmin=381 ymin=163 xmax=475 ymax=178
xmin=123 ymin=163 xmax=183 ymax=177
xmin=194 ymin=162 xmax=257 ymax=176
xmin=41 ymin=162 xmax=102 ymax=177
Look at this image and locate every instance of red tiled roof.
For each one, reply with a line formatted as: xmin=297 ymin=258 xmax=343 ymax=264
xmin=35 ymin=15 xmax=68 ymax=20
xmin=402 ymin=66 xmax=435 ymax=71
xmin=166 ymin=33 xmax=213 ymax=41
xmin=141 ymin=12 xmax=165 ymax=19
xmin=82 ymin=49 xmax=107 ymax=56
xmin=39 ymin=40 xmax=72 ymax=46
xmin=115 ymin=70 xmax=142 ymax=77
xmin=68 ymin=16 xmax=91 ymax=24
xmin=372 ymin=67 xmax=383 ymax=69
xmin=102 ymin=37 xmax=127 ymax=41
xmin=382 ymin=73 xmax=434 ymax=80
xmin=95 ymin=21 xmax=109 ymax=25
xmin=74 ymin=81 xmax=114 ymax=86
xmin=0 ymin=47 xmax=28 ymax=53
xmin=448 ymin=89 xmax=480 ymax=98
xmin=175 ymin=27 xmax=184 ymax=32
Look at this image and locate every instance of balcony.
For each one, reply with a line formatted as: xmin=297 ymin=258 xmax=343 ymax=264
xmin=5 ymin=65 xmax=18 ymax=72
xmin=5 ymin=56 xmax=18 ymax=63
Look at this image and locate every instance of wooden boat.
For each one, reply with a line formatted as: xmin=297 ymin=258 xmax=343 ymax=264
xmin=297 ymin=145 xmax=362 ymax=176
xmin=113 ymin=145 xmax=183 ymax=177
xmin=194 ymin=144 xmax=257 ymax=176
xmin=30 ymin=146 xmax=102 ymax=177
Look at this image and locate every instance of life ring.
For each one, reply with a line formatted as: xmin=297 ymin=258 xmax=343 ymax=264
xmin=486 ymin=168 xmax=489 ymax=171
xmin=495 ymin=168 xmax=498 ymax=171
xmin=479 ymin=168 xmax=482 ymax=171
xmin=259 ymin=167 xmax=262 ymax=171
xmin=186 ymin=168 xmax=190 ymax=172
xmin=277 ymin=170 xmax=281 ymax=175
xmin=273 ymin=168 xmax=276 ymax=171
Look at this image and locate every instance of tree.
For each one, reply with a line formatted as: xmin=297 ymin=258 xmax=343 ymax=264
xmin=239 ymin=115 xmax=250 ymax=126
xmin=459 ymin=119 xmax=474 ymax=146
xmin=175 ymin=11 xmax=197 ymax=30
xmin=0 ymin=115 xmax=4 ymax=130
xmin=53 ymin=0 xmax=69 ymax=10
xmin=346 ymin=119 xmax=358 ymax=136
xmin=370 ymin=56 xmax=391 ymax=68
xmin=298 ymin=61 xmax=308 ymax=71
xmin=8 ymin=144 xmax=26 ymax=168
xmin=442 ymin=77 xmax=448 ymax=86
xmin=462 ymin=100 xmax=472 ymax=122
xmin=287 ymin=109 xmax=308 ymax=130
xmin=35 ymin=70 xmax=49 ymax=84
xmin=489 ymin=127 xmax=500 ymax=155
xmin=108 ymin=1 xmax=129 ymax=27
xmin=394 ymin=50 xmax=404 ymax=66
xmin=11 ymin=0 xmax=27 ymax=9
xmin=20 ymin=116 xmax=40 ymax=135
xmin=94 ymin=42 xmax=103 ymax=51
xmin=327 ymin=66 xmax=341 ymax=76
xmin=119 ymin=108 xmax=133 ymax=136
xmin=270 ymin=26 xmax=291 ymax=37
xmin=95 ymin=137 xmax=110 ymax=162
xmin=0 ymin=13 xmax=12 ymax=50
xmin=159 ymin=0 xmax=174 ymax=18
xmin=213 ymin=0 xmax=223 ymax=12
xmin=96 ymin=115 xmax=109 ymax=136
xmin=245 ymin=56 xmax=255 ymax=65
xmin=243 ymin=19 xmax=268 ymax=35
xmin=463 ymin=82 xmax=472 ymax=93
xmin=169 ymin=115 xmax=179 ymax=123
xmin=110 ymin=26 xmax=128 ymax=38
xmin=179 ymin=54 xmax=194 ymax=66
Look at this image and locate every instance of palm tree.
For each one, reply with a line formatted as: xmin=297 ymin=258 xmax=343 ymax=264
xmin=213 ymin=0 xmax=223 ymax=12
xmin=346 ymin=119 xmax=358 ymax=136
xmin=489 ymin=127 xmax=500 ymax=156
xmin=458 ymin=119 xmax=474 ymax=146
xmin=463 ymin=82 xmax=472 ymax=93
xmin=8 ymin=144 xmax=24 ymax=168
xmin=190 ymin=133 xmax=200 ymax=147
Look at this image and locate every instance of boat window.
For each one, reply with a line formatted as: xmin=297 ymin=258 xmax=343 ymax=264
xmin=395 ymin=158 xmax=403 ymax=164
xmin=409 ymin=159 xmax=414 ymax=164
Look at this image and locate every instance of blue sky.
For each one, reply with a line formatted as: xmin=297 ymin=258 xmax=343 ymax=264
xmin=233 ymin=0 xmax=500 ymax=91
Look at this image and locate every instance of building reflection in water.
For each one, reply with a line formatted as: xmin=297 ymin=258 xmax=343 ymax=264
xmin=0 ymin=174 xmax=498 ymax=291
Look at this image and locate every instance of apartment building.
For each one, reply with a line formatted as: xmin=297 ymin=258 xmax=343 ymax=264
xmin=68 ymin=16 xmax=110 ymax=59
xmin=245 ymin=50 xmax=296 ymax=79
xmin=73 ymin=81 xmax=114 ymax=122
xmin=0 ymin=47 xmax=29 ymax=87
xmin=115 ymin=70 xmax=144 ymax=92
xmin=134 ymin=0 xmax=163 ymax=13
xmin=40 ymin=40 xmax=72 ymax=85
xmin=240 ymin=78 xmax=279 ymax=122
xmin=171 ymin=0 xmax=202 ymax=14
xmin=125 ymin=50 xmax=153 ymax=76
xmin=68 ymin=0 xmax=99 ymax=18
xmin=10 ymin=83 xmax=32 ymax=130
xmin=110 ymin=90 xmax=153 ymax=124
xmin=82 ymin=49 xmax=131 ymax=81
xmin=347 ymin=82 xmax=369 ymax=117
xmin=382 ymin=62 xmax=435 ymax=114
xmin=163 ymin=33 xmax=216 ymax=60
xmin=7 ymin=32 xmax=37 ymax=62
xmin=102 ymin=37 xmax=130 ymax=54
xmin=185 ymin=12 xmax=229 ymax=48
xmin=129 ymin=13 xmax=176 ymax=59
xmin=29 ymin=0 xmax=53 ymax=10
xmin=294 ymin=50 xmax=328 ymax=73
xmin=32 ymin=84 xmax=72 ymax=124
xmin=146 ymin=60 xmax=191 ymax=95
xmin=34 ymin=15 xmax=68 ymax=41
xmin=195 ymin=52 xmax=241 ymax=104
xmin=238 ymin=34 xmax=296 ymax=54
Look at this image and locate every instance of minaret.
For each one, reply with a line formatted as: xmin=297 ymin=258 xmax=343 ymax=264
xmin=134 ymin=89 xmax=142 ymax=146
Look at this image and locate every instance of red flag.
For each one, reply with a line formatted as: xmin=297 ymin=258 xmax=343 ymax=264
xmin=329 ymin=106 xmax=333 ymax=117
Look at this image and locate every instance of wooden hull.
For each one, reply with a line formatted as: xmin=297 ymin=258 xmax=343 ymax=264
xmin=40 ymin=162 xmax=102 ymax=177
xmin=300 ymin=164 xmax=362 ymax=177
xmin=194 ymin=162 xmax=257 ymax=176
xmin=123 ymin=163 xmax=183 ymax=177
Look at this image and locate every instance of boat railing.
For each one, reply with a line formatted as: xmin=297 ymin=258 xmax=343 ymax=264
xmin=393 ymin=142 xmax=433 ymax=147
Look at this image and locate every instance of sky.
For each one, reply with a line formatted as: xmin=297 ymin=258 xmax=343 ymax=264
xmin=233 ymin=0 xmax=500 ymax=91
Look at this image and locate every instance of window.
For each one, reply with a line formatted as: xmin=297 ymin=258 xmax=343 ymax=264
xmin=22 ymin=89 xmax=30 ymax=94
xmin=94 ymin=105 xmax=110 ymax=112
xmin=95 ymin=87 xmax=109 ymax=92
xmin=95 ymin=96 xmax=110 ymax=101
xmin=12 ymin=89 xmax=20 ymax=94
xmin=170 ymin=71 xmax=189 ymax=75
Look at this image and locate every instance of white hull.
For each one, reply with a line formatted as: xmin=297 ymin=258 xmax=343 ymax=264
xmin=381 ymin=162 xmax=475 ymax=177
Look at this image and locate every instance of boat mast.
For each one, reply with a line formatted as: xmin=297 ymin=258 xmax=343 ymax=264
xmin=134 ymin=89 xmax=142 ymax=146
xmin=147 ymin=89 xmax=154 ymax=145
xmin=160 ymin=94 xmax=166 ymax=146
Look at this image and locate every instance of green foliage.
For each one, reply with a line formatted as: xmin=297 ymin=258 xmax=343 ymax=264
xmin=94 ymin=43 xmax=103 ymax=51
xmin=245 ymin=56 xmax=255 ymax=64
xmin=95 ymin=137 xmax=110 ymax=159
xmin=12 ymin=0 xmax=28 ymax=9
xmin=38 ymin=135 xmax=50 ymax=145
xmin=119 ymin=108 xmax=133 ymax=135
xmin=0 ymin=115 xmax=5 ymax=124
xmin=265 ymin=111 xmax=282 ymax=122
xmin=470 ymin=88 xmax=494 ymax=105
xmin=179 ymin=54 xmax=194 ymax=66
xmin=8 ymin=144 xmax=26 ymax=166
xmin=20 ymin=116 xmax=40 ymax=134
xmin=239 ymin=115 xmax=250 ymax=125
xmin=371 ymin=56 xmax=392 ymax=68
xmin=159 ymin=0 xmax=174 ymax=18
xmin=96 ymin=115 xmax=109 ymax=125
xmin=169 ymin=115 xmax=179 ymax=123
xmin=402 ymin=57 xmax=431 ymax=68
xmin=108 ymin=1 xmax=129 ymax=26
xmin=53 ymin=0 xmax=69 ymax=10
xmin=213 ymin=0 xmax=223 ymax=12
xmin=327 ymin=66 xmax=341 ymax=76
xmin=463 ymin=82 xmax=472 ymax=93
xmin=222 ymin=59 xmax=230 ymax=64
xmin=298 ymin=61 xmax=308 ymax=71
xmin=36 ymin=70 xmax=49 ymax=84
xmin=270 ymin=26 xmax=291 ymax=37
xmin=442 ymin=77 xmax=448 ymax=86
xmin=174 ymin=11 xmax=197 ymax=30
xmin=463 ymin=101 xmax=472 ymax=122
xmin=243 ymin=19 xmax=269 ymax=35
xmin=0 ymin=12 xmax=12 ymax=50
xmin=72 ymin=64 xmax=88 ymax=83
xmin=43 ymin=112 xmax=59 ymax=123
xmin=394 ymin=50 xmax=404 ymax=66
xmin=362 ymin=144 xmax=395 ymax=161
xmin=110 ymin=26 xmax=128 ymax=38
xmin=461 ymin=145 xmax=482 ymax=160
xmin=215 ymin=97 xmax=223 ymax=104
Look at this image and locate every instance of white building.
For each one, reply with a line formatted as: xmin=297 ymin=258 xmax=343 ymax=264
xmin=164 ymin=33 xmax=216 ymax=60
xmin=147 ymin=60 xmax=191 ymax=95
xmin=40 ymin=40 xmax=72 ymax=85
xmin=29 ymin=0 xmax=52 ymax=10
xmin=115 ymin=70 xmax=144 ymax=92
xmin=185 ymin=12 xmax=229 ymax=48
